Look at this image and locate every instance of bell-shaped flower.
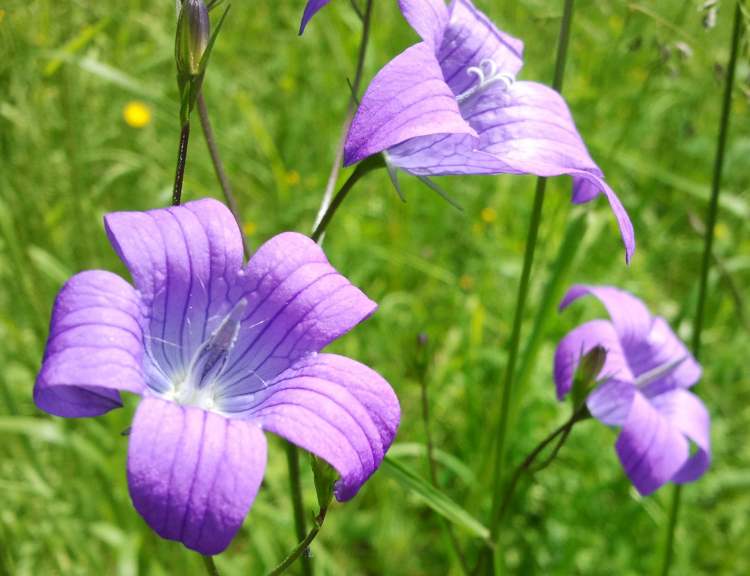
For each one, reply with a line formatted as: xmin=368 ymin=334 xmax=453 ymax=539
xmin=34 ymin=199 xmax=400 ymax=555
xmin=554 ymin=285 xmax=711 ymax=495
xmin=344 ymin=0 xmax=634 ymax=262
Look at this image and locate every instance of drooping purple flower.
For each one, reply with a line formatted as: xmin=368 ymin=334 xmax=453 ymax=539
xmin=344 ymin=0 xmax=634 ymax=262
xmin=554 ymin=285 xmax=711 ymax=495
xmin=34 ymin=198 xmax=400 ymax=555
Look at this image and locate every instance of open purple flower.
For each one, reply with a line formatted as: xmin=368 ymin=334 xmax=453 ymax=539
xmin=554 ymin=285 xmax=711 ymax=495
xmin=344 ymin=0 xmax=634 ymax=262
xmin=34 ymin=198 xmax=400 ymax=555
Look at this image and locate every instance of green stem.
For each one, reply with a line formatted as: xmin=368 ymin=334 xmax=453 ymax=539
xmin=494 ymin=406 xmax=585 ymax=531
xmin=202 ymin=555 xmax=220 ymax=576
xmin=285 ymin=443 xmax=312 ymax=576
xmin=196 ymin=91 xmax=250 ymax=258
xmin=483 ymin=0 xmax=576 ymax=569
xmin=311 ymin=155 xmax=383 ymax=243
xmin=659 ymin=3 xmax=743 ymax=575
xmin=172 ymin=122 xmax=191 ymax=206
xmin=267 ymin=509 xmax=328 ymax=576
xmin=313 ymin=0 xmax=373 ymax=238
xmin=419 ymin=346 xmax=471 ymax=575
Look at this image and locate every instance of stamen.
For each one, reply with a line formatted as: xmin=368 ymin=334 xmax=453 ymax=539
xmin=456 ymin=59 xmax=515 ymax=104
xmin=190 ymin=298 xmax=248 ymax=388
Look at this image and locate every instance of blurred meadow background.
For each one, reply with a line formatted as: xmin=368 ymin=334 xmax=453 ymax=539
xmin=1 ymin=1 xmax=749 ymax=574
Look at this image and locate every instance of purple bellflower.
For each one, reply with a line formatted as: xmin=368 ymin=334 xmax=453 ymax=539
xmin=342 ymin=0 xmax=634 ymax=262
xmin=34 ymin=199 xmax=400 ymax=555
xmin=554 ymin=285 xmax=711 ymax=495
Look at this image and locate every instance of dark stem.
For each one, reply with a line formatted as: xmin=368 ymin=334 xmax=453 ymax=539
xmin=284 ymin=444 xmax=312 ymax=576
xmin=313 ymin=0 xmax=373 ymax=237
xmin=267 ymin=509 xmax=328 ymax=576
xmin=659 ymin=4 xmax=743 ymax=575
xmin=311 ymin=156 xmax=382 ymax=243
xmin=481 ymin=1 xmax=576 ymax=572
xmin=493 ymin=407 xmax=584 ymax=531
xmin=172 ymin=122 xmax=191 ymax=206
xmin=202 ymin=555 xmax=220 ymax=576
xmin=196 ymin=91 xmax=250 ymax=259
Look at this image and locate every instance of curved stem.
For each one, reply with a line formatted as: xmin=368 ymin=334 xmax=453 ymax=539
xmin=284 ymin=443 xmax=312 ymax=576
xmin=267 ymin=509 xmax=328 ymax=576
xmin=202 ymin=555 xmax=220 ymax=576
xmin=196 ymin=91 xmax=250 ymax=259
xmin=172 ymin=122 xmax=191 ymax=206
xmin=659 ymin=3 xmax=743 ymax=575
xmin=313 ymin=0 xmax=374 ymax=238
xmin=311 ymin=156 xmax=383 ymax=243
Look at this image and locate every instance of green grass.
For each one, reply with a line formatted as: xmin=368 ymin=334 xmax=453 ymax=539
xmin=1 ymin=1 xmax=748 ymax=574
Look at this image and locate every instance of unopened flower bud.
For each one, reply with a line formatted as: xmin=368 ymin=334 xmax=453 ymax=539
xmin=176 ymin=0 xmax=210 ymax=77
xmin=571 ymin=345 xmax=607 ymax=408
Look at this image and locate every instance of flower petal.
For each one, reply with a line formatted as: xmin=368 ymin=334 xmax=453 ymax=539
xmin=299 ymin=0 xmax=331 ymax=34
xmin=246 ymin=353 xmax=400 ymax=501
xmin=586 ymin=378 xmax=636 ymax=426
xmin=219 ymin=232 xmax=377 ymax=388
xmin=615 ymin=392 xmax=689 ymax=495
xmin=105 ymin=199 xmax=244 ymax=383
xmin=127 ymin=397 xmax=266 ymax=555
xmin=398 ymin=0 xmax=449 ymax=48
xmin=554 ymin=319 xmax=633 ymax=401
xmin=649 ymin=389 xmax=711 ymax=484
xmin=345 ymin=42 xmax=477 ymax=166
xmin=560 ymin=284 xmax=652 ymax=355
xmin=34 ymin=270 xmax=145 ymax=417
xmin=438 ymin=0 xmax=524 ymax=95
xmin=465 ymin=81 xmax=633 ymax=261
xmin=560 ymin=286 xmax=701 ymax=391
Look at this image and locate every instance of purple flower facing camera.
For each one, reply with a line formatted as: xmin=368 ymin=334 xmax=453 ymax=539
xmin=34 ymin=199 xmax=400 ymax=554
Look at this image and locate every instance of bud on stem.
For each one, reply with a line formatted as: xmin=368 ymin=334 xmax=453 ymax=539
xmin=176 ymin=0 xmax=210 ymax=78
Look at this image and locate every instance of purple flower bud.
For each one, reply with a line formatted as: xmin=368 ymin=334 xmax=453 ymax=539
xmin=176 ymin=0 xmax=210 ymax=77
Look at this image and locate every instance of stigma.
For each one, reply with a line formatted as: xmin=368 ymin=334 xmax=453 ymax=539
xmin=456 ymin=59 xmax=515 ymax=104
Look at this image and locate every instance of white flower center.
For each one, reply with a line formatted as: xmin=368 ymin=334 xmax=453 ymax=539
xmin=456 ymin=59 xmax=515 ymax=104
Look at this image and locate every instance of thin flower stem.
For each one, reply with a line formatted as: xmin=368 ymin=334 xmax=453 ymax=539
xmin=313 ymin=0 xmax=373 ymax=238
xmin=311 ymin=156 xmax=383 ymax=243
xmin=196 ymin=91 xmax=250 ymax=259
xmin=483 ymin=0 xmax=575 ymax=569
xmin=267 ymin=509 xmax=328 ymax=576
xmin=659 ymin=4 xmax=743 ymax=575
xmin=172 ymin=122 xmax=191 ymax=206
xmin=284 ymin=443 xmax=313 ymax=576
xmin=202 ymin=555 xmax=220 ymax=576
xmin=419 ymin=350 xmax=471 ymax=575
xmin=494 ymin=406 xmax=585 ymax=530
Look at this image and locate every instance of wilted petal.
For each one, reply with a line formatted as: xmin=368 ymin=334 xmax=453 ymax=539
xmin=220 ymin=232 xmax=377 ymax=387
xmin=554 ymin=319 xmax=633 ymax=401
xmin=345 ymin=42 xmax=476 ymax=166
xmin=438 ymin=0 xmax=524 ymax=95
xmin=127 ymin=397 xmax=266 ymax=555
xmin=299 ymin=0 xmax=331 ymax=34
xmin=586 ymin=378 xmax=636 ymax=426
xmin=105 ymin=199 xmax=244 ymax=381
xmin=615 ymin=392 xmax=689 ymax=495
xmin=399 ymin=0 xmax=449 ymax=48
xmin=34 ymin=270 xmax=145 ymax=417
xmin=247 ymin=353 xmax=400 ymax=501
xmin=650 ymin=389 xmax=711 ymax=483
